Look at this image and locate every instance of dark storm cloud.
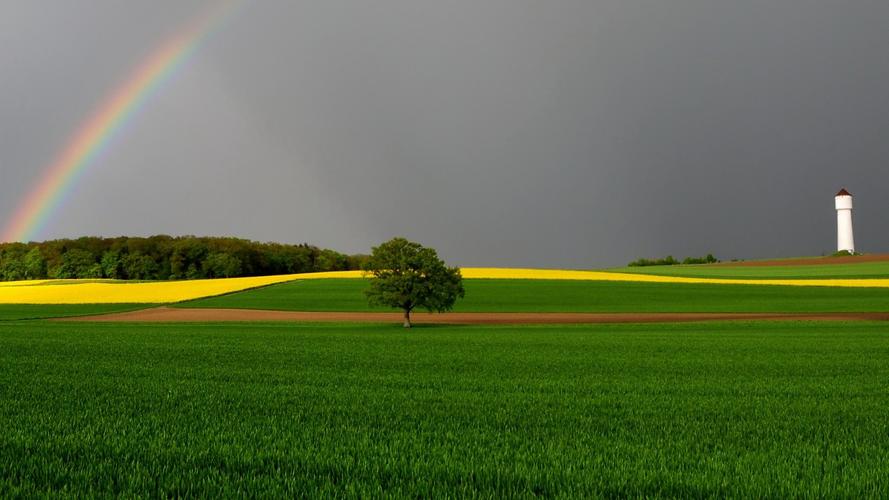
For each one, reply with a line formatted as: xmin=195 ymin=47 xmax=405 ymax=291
xmin=2 ymin=1 xmax=888 ymax=267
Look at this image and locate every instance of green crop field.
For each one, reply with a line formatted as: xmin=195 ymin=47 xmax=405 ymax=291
xmin=1 ymin=320 xmax=887 ymax=497
xmin=0 ymin=304 xmax=147 ymax=321
xmin=179 ymin=278 xmax=889 ymax=313
xmin=609 ymin=260 xmax=889 ymax=279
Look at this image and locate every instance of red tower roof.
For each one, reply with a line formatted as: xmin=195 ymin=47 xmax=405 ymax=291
xmin=836 ymin=188 xmax=852 ymax=197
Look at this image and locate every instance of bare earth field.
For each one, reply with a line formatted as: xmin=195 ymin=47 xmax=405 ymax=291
xmin=718 ymin=254 xmax=889 ymax=267
xmin=64 ymin=306 xmax=889 ymax=324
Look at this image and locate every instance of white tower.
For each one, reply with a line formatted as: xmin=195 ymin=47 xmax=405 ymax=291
xmin=835 ymin=188 xmax=855 ymax=253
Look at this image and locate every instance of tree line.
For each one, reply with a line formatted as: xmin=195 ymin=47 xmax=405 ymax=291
xmin=0 ymin=235 xmax=368 ymax=281
xmin=628 ymin=254 xmax=719 ymax=267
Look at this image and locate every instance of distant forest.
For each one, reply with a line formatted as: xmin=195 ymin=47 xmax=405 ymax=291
xmin=0 ymin=236 xmax=368 ymax=281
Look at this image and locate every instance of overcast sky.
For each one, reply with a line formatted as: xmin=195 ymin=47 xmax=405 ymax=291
xmin=1 ymin=1 xmax=888 ymax=267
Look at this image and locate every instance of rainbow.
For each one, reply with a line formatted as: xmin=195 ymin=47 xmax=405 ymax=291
xmin=2 ymin=1 xmax=242 ymax=243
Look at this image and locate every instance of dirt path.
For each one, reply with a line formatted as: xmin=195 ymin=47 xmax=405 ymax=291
xmin=60 ymin=307 xmax=889 ymax=324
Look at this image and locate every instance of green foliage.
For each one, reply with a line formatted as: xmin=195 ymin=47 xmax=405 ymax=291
xmin=629 ymin=254 xmax=719 ymax=267
xmin=0 ymin=235 xmax=367 ymax=281
xmin=682 ymin=253 xmax=719 ymax=265
xmin=181 ymin=277 xmax=889 ymax=313
xmin=202 ymin=253 xmax=242 ymax=278
xmin=316 ymin=249 xmax=351 ymax=271
xmin=832 ymin=250 xmax=860 ymax=257
xmin=364 ymin=238 xmax=464 ymax=326
xmin=123 ymin=252 xmax=158 ymax=280
xmin=1 ymin=321 xmax=888 ymax=496
xmin=628 ymin=255 xmax=679 ymax=267
xmin=22 ymin=248 xmax=46 ymax=279
xmin=83 ymin=263 xmax=104 ymax=279
xmin=0 ymin=255 xmax=26 ymax=281
xmin=100 ymin=250 xmax=124 ymax=279
xmin=52 ymin=248 xmax=97 ymax=278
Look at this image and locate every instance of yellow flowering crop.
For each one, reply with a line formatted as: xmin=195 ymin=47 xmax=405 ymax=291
xmin=461 ymin=267 xmax=889 ymax=287
xmin=0 ymin=279 xmax=56 ymax=287
xmin=0 ymin=271 xmax=363 ymax=304
xmin=2 ymin=268 xmax=889 ymax=304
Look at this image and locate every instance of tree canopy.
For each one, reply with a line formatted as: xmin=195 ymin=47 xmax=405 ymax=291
xmin=364 ymin=237 xmax=464 ymax=328
xmin=0 ymin=235 xmax=368 ymax=281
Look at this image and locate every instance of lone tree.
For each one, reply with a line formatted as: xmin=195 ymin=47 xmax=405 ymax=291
xmin=364 ymin=237 xmax=464 ymax=328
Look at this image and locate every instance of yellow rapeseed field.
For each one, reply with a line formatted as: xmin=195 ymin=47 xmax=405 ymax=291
xmin=1 ymin=268 xmax=889 ymax=304
xmin=0 ymin=271 xmax=363 ymax=304
xmin=461 ymin=268 xmax=889 ymax=287
xmin=0 ymin=279 xmax=56 ymax=287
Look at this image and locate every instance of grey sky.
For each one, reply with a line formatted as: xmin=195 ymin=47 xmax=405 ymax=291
xmin=1 ymin=1 xmax=888 ymax=267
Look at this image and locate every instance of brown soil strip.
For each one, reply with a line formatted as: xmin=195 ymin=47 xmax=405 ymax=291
xmin=716 ymin=254 xmax=889 ymax=267
xmin=59 ymin=307 xmax=889 ymax=324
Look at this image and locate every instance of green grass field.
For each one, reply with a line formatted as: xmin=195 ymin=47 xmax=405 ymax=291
xmin=1 ymin=320 xmax=887 ymax=496
xmin=179 ymin=278 xmax=889 ymax=313
xmin=0 ymin=304 xmax=147 ymax=321
xmin=4 ymin=269 xmax=889 ymax=495
xmin=609 ymin=260 xmax=889 ymax=279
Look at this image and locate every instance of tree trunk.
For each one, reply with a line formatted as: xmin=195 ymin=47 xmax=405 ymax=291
xmin=403 ymin=309 xmax=412 ymax=328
